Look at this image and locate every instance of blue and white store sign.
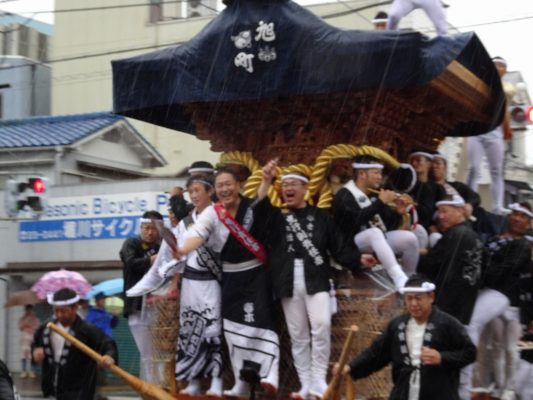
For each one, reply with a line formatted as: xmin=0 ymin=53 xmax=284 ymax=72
xmin=19 ymin=192 xmax=168 ymax=242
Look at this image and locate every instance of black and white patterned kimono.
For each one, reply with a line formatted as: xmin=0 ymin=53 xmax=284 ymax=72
xmin=349 ymin=307 xmax=476 ymax=400
xmin=32 ymin=316 xmax=117 ymax=400
xmin=174 ymin=211 xmax=223 ymax=381
xmin=189 ymin=196 xmax=279 ymax=388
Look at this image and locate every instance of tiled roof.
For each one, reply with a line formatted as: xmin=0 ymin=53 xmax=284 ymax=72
xmin=0 ymin=112 xmax=125 ymax=149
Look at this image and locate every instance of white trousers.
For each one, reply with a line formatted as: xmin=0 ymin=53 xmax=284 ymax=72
xmin=515 ymin=359 xmax=533 ymax=399
xmin=282 ymin=263 xmax=331 ymax=387
xmin=387 ymin=0 xmax=448 ymax=36
xmin=490 ymin=308 xmax=522 ymax=393
xmin=128 ymin=311 xmax=154 ymax=382
xmin=413 ymin=224 xmax=429 ymax=250
xmin=460 ymin=289 xmax=510 ymax=399
xmin=355 ymin=227 xmax=419 ymax=275
xmin=467 ymin=127 xmax=505 ymax=213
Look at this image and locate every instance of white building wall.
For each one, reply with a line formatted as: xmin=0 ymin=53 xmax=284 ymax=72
xmin=0 ymin=57 xmax=50 ymax=119
xmin=51 ymin=1 xmax=376 ymax=175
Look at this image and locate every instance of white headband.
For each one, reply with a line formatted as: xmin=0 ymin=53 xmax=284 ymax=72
xmin=372 ymin=17 xmax=388 ymax=23
xmin=47 ymin=293 xmax=80 ymax=306
xmin=188 ymin=167 xmax=214 ymax=174
xmin=432 ymin=153 xmax=447 ymax=161
xmin=188 ymin=178 xmax=213 ymax=188
xmin=352 ymin=162 xmax=384 ymax=169
xmin=436 ymin=194 xmax=465 ymax=207
xmin=509 ymin=203 xmax=533 ymax=218
xmin=281 ymin=174 xmax=309 ymax=184
xmin=399 ymin=282 xmax=436 ymax=294
xmin=409 ymin=151 xmax=434 ymax=160
xmin=140 ymin=218 xmax=155 ymax=224
xmin=492 ymin=57 xmax=507 ymax=67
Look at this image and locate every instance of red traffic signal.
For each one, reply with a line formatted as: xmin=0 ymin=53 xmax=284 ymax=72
xmin=510 ymin=105 xmax=533 ymax=128
xmin=527 ymin=106 xmax=533 ymax=123
xmin=29 ymin=178 xmax=45 ymax=193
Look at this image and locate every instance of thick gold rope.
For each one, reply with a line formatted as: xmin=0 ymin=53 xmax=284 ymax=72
xmin=220 ymin=145 xmax=399 ymax=208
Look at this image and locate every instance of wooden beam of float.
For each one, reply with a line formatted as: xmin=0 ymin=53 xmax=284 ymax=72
xmin=429 ymin=61 xmax=493 ymax=120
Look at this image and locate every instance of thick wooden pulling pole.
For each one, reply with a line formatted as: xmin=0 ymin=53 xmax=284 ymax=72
xmin=322 ymin=325 xmax=359 ymax=400
xmin=47 ymin=322 xmax=175 ymax=400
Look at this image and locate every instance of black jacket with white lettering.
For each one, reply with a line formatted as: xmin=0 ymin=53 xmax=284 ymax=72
xmin=269 ymin=205 xmax=361 ymax=299
xmin=349 ymin=307 xmax=476 ymax=400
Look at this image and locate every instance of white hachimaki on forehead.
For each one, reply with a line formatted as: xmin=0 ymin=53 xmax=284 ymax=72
xmin=281 ymin=174 xmax=309 ymax=184
xmin=432 ymin=152 xmax=447 ymax=162
xmin=508 ymin=203 xmax=533 ymax=218
xmin=492 ymin=56 xmax=507 ymax=67
xmin=188 ymin=178 xmax=214 ymax=188
xmin=47 ymin=293 xmax=80 ymax=306
xmin=188 ymin=167 xmax=215 ymax=174
xmin=409 ymin=151 xmax=434 ymax=160
xmin=399 ymin=281 xmax=436 ymax=295
xmin=436 ymin=194 xmax=465 ymax=207
xmin=351 ymin=162 xmax=384 ymax=169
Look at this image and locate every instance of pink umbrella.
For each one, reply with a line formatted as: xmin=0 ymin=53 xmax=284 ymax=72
xmin=31 ymin=269 xmax=92 ymax=300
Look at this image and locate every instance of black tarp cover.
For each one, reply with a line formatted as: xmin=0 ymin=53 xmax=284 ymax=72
xmin=112 ymin=0 xmax=504 ymax=137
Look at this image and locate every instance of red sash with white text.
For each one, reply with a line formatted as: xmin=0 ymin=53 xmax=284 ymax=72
xmin=214 ymin=202 xmax=267 ymax=264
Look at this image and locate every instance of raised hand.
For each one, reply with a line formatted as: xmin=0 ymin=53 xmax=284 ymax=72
xmin=262 ymin=158 xmax=279 ymax=182
xmin=378 ymin=189 xmax=397 ymax=204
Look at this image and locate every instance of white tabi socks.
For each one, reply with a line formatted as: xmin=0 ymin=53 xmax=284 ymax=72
xmin=206 ymin=377 xmax=223 ymax=397
xmin=223 ymin=379 xmax=250 ymax=398
xmin=180 ymin=379 xmax=201 ymax=396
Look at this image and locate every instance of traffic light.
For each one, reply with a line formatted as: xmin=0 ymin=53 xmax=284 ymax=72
xmin=509 ymin=105 xmax=533 ymax=130
xmin=4 ymin=176 xmax=48 ymax=217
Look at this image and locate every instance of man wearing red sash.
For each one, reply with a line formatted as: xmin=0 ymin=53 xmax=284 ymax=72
xmin=175 ymin=160 xmax=280 ymax=397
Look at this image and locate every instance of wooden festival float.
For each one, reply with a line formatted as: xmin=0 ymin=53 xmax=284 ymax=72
xmin=111 ymin=1 xmax=505 ymax=399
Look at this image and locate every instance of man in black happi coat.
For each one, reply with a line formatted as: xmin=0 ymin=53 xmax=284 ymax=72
xmin=32 ymin=288 xmax=117 ymax=400
xmin=334 ymin=275 xmax=476 ymax=400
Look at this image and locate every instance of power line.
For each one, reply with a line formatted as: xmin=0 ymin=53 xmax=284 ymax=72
xmin=37 ymin=13 xmax=533 ymax=64
xmin=0 ymin=1 xmax=210 ymax=16
xmin=47 ymin=41 xmax=183 ymax=63
xmin=0 ymin=1 xmax=532 ymax=67
xmin=448 ymin=13 xmax=533 ymax=30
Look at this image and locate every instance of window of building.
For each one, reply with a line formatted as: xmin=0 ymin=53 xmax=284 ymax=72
xmin=18 ymin=25 xmax=29 ymax=57
xmin=149 ymin=0 xmax=217 ymax=22
xmin=38 ymin=33 xmax=48 ymax=62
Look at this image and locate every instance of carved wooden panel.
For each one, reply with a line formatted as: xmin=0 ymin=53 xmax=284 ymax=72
xmin=185 ymin=61 xmax=494 ymax=165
